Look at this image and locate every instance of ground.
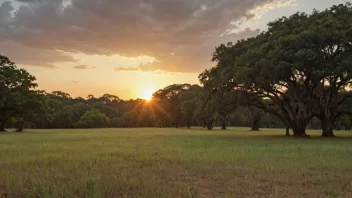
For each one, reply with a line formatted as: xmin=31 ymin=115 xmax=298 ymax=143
xmin=0 ymin=128 xmax=351 ymax=198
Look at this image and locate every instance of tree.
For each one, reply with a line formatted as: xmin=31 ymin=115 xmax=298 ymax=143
xmin=119 ymin=111 xmax=139 ymax=128
xmin=98 ymin=94 xmax=121 ymax=104
xmin=247 ymin=107 xmax=264 ymax=131
xmin=179 ymin=85 xmax=202 ymax=129
xmin=152 ymin=84 xmax=191 ymax=128
xmin=51 ymin=91 xmax=72 ymax=100
xmin=199 ymin=67 xmax=249 ymax=130
xmin=12 ymin=91 xmax=47 ymax=132
xmin=193 ymin=98 xmax=217 ymax=130
xmin=75 ymin=109 xmax=110 ymax=128
xmin=0 ymin=55 xmax=38 ymax=131
xmin=265 ymin=4 xmax=352 ymax=137
xmin=208 ymin=4 xmax=352 ymax=137
xmin=336 ymin=115 xmax=352 ymax=130
xmin=230 ymin=26 xmax=315 ymax=136
xmin=51 ymin=106 xmax=75 ymax=128
xmin=180 ymin=99 xmax=197 ymax=128
xmin=110 ymin=117 xmax=121 ymax=128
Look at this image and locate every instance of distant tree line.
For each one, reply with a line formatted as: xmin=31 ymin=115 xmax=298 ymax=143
xmin=0 ymin=79 xmax=288 ymax=131
xmin=0 ymin=4 xmax=351 ymax=137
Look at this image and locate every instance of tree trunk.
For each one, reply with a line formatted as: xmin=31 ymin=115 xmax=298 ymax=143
xmin=249 ymin=111 xmax=261 ymax=131
xmin=0 ymin=122 xmax=6 ymax=132
xmin=221 ymin=116 xmax=227 ymax=130
xmin=250 ymin=119 xmax=260 ymax=131
xmin=285 ymin=127 xmax=290 ymax=136
xmin=321 ymin=120 xmax=335 ymax=137
xmin=207 ymin=120 xmax=213 ymax=130
xmin=292 ymin=126 xmax=308 ymax=137
xmin=207 ymin=124 xmax=213 ymax=130
xmin=318 ymin=113 xmax=336 ymax=137
xmin=187 ymin=120 xmax=191 ymax=129
xmin=221 ymin=122 xmax=227 ymax=130
xmin=289 ymin=118 xmax=310 ymax=137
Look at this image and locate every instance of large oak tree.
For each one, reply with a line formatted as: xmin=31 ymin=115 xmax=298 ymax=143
xmin=0 ymin=55 xmax=38 ymax=131
xmin=207 ymin=3 xmax=352 ymax=136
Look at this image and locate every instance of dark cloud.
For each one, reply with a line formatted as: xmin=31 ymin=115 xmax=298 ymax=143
xmin=0 ymin=1 xmax=13 ymax=26
xmin=0 ymin=40 xmax=75 ymax=68
xmin=0 ymin=0 xmax=291 ymax=72
xmin=16 ymin=0 xmax=43 ymax=3
xmin=73 ymin=65 xmax=95 ymax=69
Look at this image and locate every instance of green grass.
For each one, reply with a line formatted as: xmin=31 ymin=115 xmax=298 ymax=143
xmin=0 ymin=128 xmax=351 ymax=198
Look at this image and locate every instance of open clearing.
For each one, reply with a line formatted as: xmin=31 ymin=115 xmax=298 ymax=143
xmin=0 ymin=128 xmax=351 ymax=198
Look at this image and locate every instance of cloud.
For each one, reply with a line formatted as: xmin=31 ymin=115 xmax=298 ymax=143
xmin=114 ymin=67 xmax=140 ymax=72
xmin=1 ymin=0 xmax=294 ymax=73
xmin=247 ymin=0 xmax=296 ymax=20
xmin=0 ymin=40 xmax=75 ymax=68
xmin=16 ymin=0 xmax=43 ymax=3
xmin=72 ymin=80 xmax=79 ymax=83
xmin=250 ymin=0 xmax=296 ymax=13
xmin=73 ymin=65 xmax=95 ymax=69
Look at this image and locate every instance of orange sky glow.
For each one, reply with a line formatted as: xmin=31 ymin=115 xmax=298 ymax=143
xmin=0 ymin=0 xmax=341 ymax=99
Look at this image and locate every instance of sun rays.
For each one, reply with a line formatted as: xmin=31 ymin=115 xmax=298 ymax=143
xmin=132 ymin=98 xmax=172 ymax=127
xmin=143 ymin=90 xmax=153 ymax=101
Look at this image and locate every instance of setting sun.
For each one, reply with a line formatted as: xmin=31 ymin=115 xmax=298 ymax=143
xmin=142 ymin=89 xmax=154 ymax=101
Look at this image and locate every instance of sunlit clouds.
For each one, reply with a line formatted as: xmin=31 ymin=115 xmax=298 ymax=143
xmin=247 ymin=0 xmax=297 ymax=20
xmin=0 ymin=0 xmax=341 ymax=99
xmin=0 ymin=0 xmax=293 ymax=73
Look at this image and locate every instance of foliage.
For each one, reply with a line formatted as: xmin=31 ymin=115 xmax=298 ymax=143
xmin=74 ymin=109 xmax=110 ymax=128
xmin=203 ymin=3 xmax=352 ymax=136
xmin=0 ymin=55 xmax=38 ymax=131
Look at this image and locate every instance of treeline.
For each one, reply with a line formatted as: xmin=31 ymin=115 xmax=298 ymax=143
xmin=1 ymin=4 xmax=352 ymax=136
xmin=0 ymin=81 xmax=287 ymax=131
xmin=1 ymin=79 xmax=349 ymax=132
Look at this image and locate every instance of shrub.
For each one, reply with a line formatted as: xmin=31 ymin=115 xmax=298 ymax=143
xmin=74 ymin=109 xmax=110 ymax=128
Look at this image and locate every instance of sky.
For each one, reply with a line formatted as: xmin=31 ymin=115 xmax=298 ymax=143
xmin=0 ymin=0 xmax=349 ymax=99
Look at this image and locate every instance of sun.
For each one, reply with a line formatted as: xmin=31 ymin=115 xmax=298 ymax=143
xmin=142 ymin=89 xmax=154 ymax=101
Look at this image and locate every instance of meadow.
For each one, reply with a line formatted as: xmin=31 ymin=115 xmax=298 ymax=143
xmin=0 ymin=128 xmax=351 ymax=198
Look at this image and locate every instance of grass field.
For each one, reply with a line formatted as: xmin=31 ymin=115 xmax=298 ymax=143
xmin=0 ymin=128 xmax=351 ymax=198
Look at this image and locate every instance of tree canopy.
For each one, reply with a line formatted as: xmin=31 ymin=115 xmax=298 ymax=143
xmin=0 ymin=55 xmax=38 ymax=131
xmin=202 ymin=3 xmax=352 ymax=136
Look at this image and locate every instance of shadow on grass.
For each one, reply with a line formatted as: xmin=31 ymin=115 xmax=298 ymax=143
xmin=0 ymin=131 xmax=11 ymax=135
xmin=156 ymin=128 xmax=352 ymax=141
